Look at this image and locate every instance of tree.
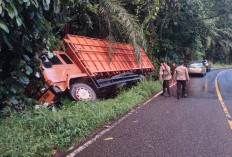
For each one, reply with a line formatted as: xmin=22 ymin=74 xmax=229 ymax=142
xmin=202 ymin=0 xmax=232 ymax=63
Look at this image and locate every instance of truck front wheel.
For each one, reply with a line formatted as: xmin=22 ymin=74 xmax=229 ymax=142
xmin=70 ymin=83 xmax=97 ymax=101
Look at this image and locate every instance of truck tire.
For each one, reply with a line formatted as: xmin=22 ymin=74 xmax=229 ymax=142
xmin=70 ymin=83 xmax=97 ymax=101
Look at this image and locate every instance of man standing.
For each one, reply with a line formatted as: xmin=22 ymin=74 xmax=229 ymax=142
xmin=174 ymin=61 xmax=190 ymax=99
xmin=161 ymin=62 xmax=171 ymax=97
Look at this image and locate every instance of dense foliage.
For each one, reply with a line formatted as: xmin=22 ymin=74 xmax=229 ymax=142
xmin=0 ymin=0 xmax=232 ymax=108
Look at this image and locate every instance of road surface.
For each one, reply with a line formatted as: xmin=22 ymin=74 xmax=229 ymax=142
xmin=68 ymin=68 xmax=232 ymax=157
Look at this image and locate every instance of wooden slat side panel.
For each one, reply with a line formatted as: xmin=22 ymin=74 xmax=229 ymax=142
xmin=63 ymin=34 xmax=154 ymax=74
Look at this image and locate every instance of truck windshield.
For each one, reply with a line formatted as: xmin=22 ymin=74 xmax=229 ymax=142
xmin=49 ymin=55 xmax=62 ymax=65
xmin=41 ymin=54 xmax=62 ymax=68
xmin=59 ymin=54 xmax=73 ymax=64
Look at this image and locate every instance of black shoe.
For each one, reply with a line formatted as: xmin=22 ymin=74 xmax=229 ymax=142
xmin=177 ymin=94 xmax=180 ymax=99
xmin=161 ymin=93 xmax=165 ymax=96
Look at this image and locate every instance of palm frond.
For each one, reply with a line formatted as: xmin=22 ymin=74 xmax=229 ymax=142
xmin=99 ymin=0 xmax=147 ymax=61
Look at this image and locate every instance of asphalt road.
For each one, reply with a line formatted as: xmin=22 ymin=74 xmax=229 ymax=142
xmin=69 ymin=68 xmax=232 ymax=157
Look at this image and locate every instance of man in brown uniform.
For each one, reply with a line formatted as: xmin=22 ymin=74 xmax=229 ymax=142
xmin=174 ymin=61 xmax=190 ymax=99
xmin=161 ymin=62 xmax=171 ymax=97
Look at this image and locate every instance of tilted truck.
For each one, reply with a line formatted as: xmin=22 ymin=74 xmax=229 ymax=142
xmin=34 ymin=34 xmax=154 ymax=103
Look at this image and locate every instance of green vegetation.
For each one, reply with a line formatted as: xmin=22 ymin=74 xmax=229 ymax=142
xmin=212 ymin=63 xmax=232 ymax=69
xmin=0 ymin=81 xmax=162 ymax=156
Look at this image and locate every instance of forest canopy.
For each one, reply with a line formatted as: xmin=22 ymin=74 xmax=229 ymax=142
xmin=0 ymin=0 xmax=232 ymax=108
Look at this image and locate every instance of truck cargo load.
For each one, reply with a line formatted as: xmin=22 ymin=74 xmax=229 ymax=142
xmin=36 ymin=34 xmax=154 ymax=102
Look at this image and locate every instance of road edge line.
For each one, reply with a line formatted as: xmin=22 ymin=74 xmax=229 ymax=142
xmin=215 ymin=70 xmax=232 ymax=130
xmin=66 ymin=83 xmax=176 ymax=157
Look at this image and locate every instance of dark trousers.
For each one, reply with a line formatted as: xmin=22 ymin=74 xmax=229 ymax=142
xmin=163 ymin=80 xmax=170 ymax=95
xmin=177 ymin=80 xmax=186 ymax=96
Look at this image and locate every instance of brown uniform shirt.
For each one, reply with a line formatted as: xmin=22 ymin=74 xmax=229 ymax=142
xmin=175 ymin=65 xmax=190 ymax=81
xmin=163 ymin=66 xmax=171 ymax=80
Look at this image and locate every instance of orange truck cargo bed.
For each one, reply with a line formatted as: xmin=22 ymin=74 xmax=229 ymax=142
xmin=63 ymin=34 xmax=154 ymax=77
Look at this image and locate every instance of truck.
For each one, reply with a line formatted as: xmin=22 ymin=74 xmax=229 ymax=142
xmin=35 ymin=34 xmax=154 ymax=103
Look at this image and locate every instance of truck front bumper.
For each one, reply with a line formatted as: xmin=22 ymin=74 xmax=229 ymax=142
xmin=38 ymin=86 xmax=62 ymax=103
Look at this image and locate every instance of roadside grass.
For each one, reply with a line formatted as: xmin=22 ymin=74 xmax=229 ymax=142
xmin=0 ymin=80 xmax=162 ymax=157
xmin=212 ymin=63 xmax=232 ymax=69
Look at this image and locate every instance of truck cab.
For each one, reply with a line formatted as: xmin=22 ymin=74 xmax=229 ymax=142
xmin=38 ymin=51 xmax=92 ymax=102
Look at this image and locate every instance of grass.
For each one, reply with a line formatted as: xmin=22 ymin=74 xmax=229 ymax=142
xmin=0 ymin=80 xmax=162 ymax=157
xmin=212 ymin=63 xmax=232 ymax=69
